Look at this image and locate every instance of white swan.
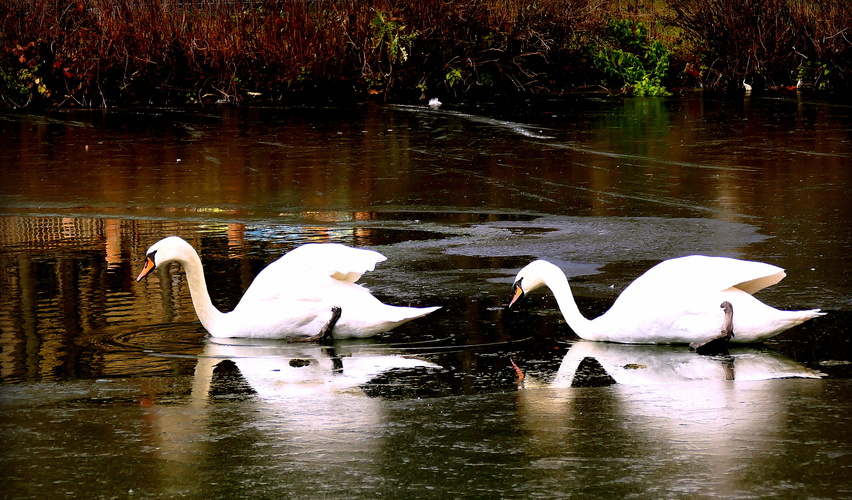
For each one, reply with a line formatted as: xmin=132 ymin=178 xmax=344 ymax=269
xmin=136 ymin=236 xmax=440 ymax=339
xmin=509 ymin=255 xmax=824 ymax=344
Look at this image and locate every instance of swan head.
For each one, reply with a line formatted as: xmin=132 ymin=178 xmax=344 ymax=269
xmin=135 ymin=236 xmax=195 ymax=282
xmin=509 ymin=260 xmax=559 ymax=307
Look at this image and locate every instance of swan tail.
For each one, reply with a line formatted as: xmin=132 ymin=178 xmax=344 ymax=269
xmin=789 ymin=308 xmax=826 ymax=323
xmin=332 ymin=305 xmax=440 ymax=339
xmin=774 ymin=308 xmax=825 ymax=328
xmin=733 ymin=308 xmax=825 ymax=343
xmin=771 ymin=308 xmax=826 ymax=336
xmin=371 ymin=305 xmax=441 ymax=331
xmin=388 ymin=305 xmax=442 ymax=322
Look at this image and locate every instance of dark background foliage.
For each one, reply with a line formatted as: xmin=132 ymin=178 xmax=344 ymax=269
xmin=0 ymin=0 xmax=849 ymax=107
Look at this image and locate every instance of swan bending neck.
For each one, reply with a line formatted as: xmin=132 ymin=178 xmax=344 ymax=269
xmin=178 ymin=256 xmax=224 ymax=334
xmin=546 ymin=273 xmax=594 ymax=339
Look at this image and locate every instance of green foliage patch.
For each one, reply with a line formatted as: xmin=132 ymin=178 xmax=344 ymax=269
xmin=592 ymin=19 xmax=672 ymax=96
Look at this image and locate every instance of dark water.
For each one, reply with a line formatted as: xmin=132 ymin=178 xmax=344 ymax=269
xmin=1 ymin=95 xmax=851 ymax=498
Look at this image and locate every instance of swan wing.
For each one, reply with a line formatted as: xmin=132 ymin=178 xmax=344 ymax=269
xmin=615 ymin=255 xmax=785 ymax=307
xmin=264 ymin=243 xmax=386 ymax=283
xmin=238 ymin=243 xmax=387 ymax=304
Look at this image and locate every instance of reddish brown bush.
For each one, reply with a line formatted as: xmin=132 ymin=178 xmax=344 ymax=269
xmin=666 ymin=0 xmax=851 ymax=90
xmin=0 ymin=0 xmax=609 ymax=107
xmin=0 ymin=0 xmax=847 ymax=107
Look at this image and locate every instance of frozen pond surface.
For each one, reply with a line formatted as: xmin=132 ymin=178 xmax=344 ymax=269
xmin=1 ymin=94 xmax=851 ymax=497
xmin=3 ymin=376 xmax=850 ymax=498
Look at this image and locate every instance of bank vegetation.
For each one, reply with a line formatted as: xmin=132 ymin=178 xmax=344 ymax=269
xmin=1 ymin=0 xmax=849 ymax=107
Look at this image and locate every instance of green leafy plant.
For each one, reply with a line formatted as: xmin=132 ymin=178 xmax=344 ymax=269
xmin=371 ymin=11 xmax=417 ymax=65
xmin=445 ymin=67 xmax=463 ymax=88
xmin=365 ymin=10 xmax=419 ymax=91
xmin=796 ymin=61 xmax=838 ymax=90
xmin=593 ymin=19 xmax=671 ymax=96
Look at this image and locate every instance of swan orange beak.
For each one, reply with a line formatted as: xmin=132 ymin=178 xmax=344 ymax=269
xmin=136 ymin=256 xmax=156 ymax=282
xmin=509 ymin=281 xmax=524 ymax=308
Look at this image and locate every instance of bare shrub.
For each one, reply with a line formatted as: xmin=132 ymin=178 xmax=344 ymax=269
xmin=666 ymin=0 xmax=851 ymax=90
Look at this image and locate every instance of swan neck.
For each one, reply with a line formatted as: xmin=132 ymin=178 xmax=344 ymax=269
xmin=545 ymin=271 xmax=593 ymax=338
xmin=178 ymin=251 xmax=223 ymax=333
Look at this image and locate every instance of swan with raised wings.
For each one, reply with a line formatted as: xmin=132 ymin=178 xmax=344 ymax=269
xmin=136 ymin=236 xmax=439 ymax=340
xmin=509 ymin=255 xmax=824 ymax=344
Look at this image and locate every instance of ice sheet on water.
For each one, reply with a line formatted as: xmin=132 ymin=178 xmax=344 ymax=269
xmin=363 ymin=214 xmax=768 ymax=298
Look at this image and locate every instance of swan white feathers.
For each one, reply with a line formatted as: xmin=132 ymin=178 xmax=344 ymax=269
xmin=510 ymin=255 xmax=824 ymax=344
xmin=136 ymin=236 xmax=439 ymax=339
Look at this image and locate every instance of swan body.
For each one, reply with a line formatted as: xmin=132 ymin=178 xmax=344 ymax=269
xmin=136 ymin=236 xmax=439 ymax=339
xmin=510 ymin=256 xmax=824 ymax=344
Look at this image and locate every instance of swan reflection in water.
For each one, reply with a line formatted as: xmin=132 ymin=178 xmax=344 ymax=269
xmin=191 ymin=338 xmax=824 ymax=399
xmin=141 ymin=338 xmax=826 ymax=495
xmin=550 ymin=341 xmax=823 ymax=388
xmin=516 ymin=342 xmax=827 ymax=493
xmin=190 ymin=338 xmax=440 ymax=401
xmin=144 ymin=339 xmax=440 ymax=491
